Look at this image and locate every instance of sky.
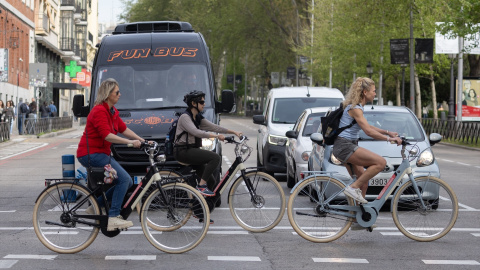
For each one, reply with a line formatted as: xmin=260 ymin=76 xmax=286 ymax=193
xmin=98 ymin=0 xmax=125 ymax=25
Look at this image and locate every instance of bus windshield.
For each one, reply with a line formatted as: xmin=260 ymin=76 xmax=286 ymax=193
xmin=94 ymin=63 xmax=210 ymax=110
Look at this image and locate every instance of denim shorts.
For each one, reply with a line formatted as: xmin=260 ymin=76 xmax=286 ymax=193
xmin=332 ymin=137 xmax=359 ymax=164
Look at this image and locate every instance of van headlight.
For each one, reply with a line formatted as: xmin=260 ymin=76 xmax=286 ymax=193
xmin=330 ymin=153 xmax=342 ymax=165
xmin=268 ymin=135 xmax=288 ymax=146
xmin=416 ymin=149 xmax=434 ymax=167
xmin=201 ymin=138 xmax=216 ymax=151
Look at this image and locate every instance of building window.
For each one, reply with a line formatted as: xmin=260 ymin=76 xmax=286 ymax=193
xmin=60 ymin=10 xmax=74 ymax=51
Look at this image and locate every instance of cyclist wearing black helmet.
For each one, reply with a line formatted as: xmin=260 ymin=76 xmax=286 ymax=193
xmin=174 ymin=90 xmax=243 ymax=197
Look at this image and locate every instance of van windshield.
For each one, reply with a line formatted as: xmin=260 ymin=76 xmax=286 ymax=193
xmin=95 ymin=63 xmax=210 ymax=110
xmin=272 ymin=98 xmax=342 ymax=124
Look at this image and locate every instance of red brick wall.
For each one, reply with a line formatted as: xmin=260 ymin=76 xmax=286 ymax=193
xmin=0 ymin=0 xmax=34 ymax=89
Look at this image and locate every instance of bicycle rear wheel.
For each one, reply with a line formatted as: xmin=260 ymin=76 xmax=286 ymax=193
xmin=229 ymin=171 xmax=285 ymax=232
xmin=287 ymin=176 xmax=353 ymax=243
xmin=392 ymin=176 xmax=458 ymax=241
xmin=33 ymin=182 xmax=100 ymax=254
xmin=141 ymin=182 xmax=209 ymax=253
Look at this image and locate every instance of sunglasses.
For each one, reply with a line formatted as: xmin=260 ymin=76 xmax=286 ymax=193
xmin=197 ymin=100 xmax=205 ymax=105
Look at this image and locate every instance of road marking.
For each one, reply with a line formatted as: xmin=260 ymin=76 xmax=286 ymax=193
xmin=0 ymin=211 xmax=15 ymax=213
xmin=105 ymin=255 xmax=156 ymax=261
xmin=3 ymin=255 xmax=56 ymax=260
xmin=476 ymin=166 xmax=480 ymax=169
xmin=207 ymin=231 xmax=249 ymax=235
xmin=422 ymin=260 xmax=480 ymax=265
xmin=0 ymin=143 xmax=49 ymax=160
xmin=440 ymin=159 xmax=454 ymax=162
xmin=208 ymin=256 xmax=261 ymax=262
xmin=380 ymin=232 xmax=403 ymax=236
xmin=456 ymin=162 xmax=470 ymax=166
xmin=472 ymin=233 xmax=480 ymax=237
xmin=312 ymin=258 xmax=369 ymax=263
xmin=118 ymin=231 xmax=162 ymax=235
xmin=0 ymin=260 xmax=17 ymax=268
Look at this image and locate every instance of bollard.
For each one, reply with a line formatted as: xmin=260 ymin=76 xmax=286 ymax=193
xmin=61 ymin=154 xmax=77 ymax=202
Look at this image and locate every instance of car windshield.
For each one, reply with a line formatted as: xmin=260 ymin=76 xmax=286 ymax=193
xmin=272 ymin=98 xmax=342 ymax=124
xmin=359 ymin=111 xmax=424 ymax=140
xmin=302 ymin=112 xmax=326 ymax=136
xmin=94 ymin=63 xmax=210 ymax=110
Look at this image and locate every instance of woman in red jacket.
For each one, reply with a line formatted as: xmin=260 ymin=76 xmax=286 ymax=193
xmin=77 ymin=78 xmax=145 ymax=231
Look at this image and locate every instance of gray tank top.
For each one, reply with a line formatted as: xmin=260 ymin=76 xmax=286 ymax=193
xmin=338 ymin=104 xmax=363 ymax=140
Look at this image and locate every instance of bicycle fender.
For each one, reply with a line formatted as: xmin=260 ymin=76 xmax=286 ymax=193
xmin=34 ymin=181 xmax=82 ymax=203
xmin=290 ymin=174 xmax=318 ymax=193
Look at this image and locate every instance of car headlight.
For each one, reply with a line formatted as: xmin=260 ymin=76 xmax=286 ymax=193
xmin=416 ymin=149 xmax=434 ymax=167
xmin=268 ymin=135 xmax=288 ymax=146
xmin=201 ymin=138 xmax=216 ymax=151
xmin=330 ymin=153 xmax=342 ymax=165
xmin=301 ymin=151 xmax=310 ymax=161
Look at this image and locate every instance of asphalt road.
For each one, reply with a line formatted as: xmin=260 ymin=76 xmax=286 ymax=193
xmin=0 ymin=116 xmax=479 ymax=270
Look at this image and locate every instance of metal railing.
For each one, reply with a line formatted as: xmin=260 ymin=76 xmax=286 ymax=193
xmin=0 ymin=122 xmax=10 ymax=142
xmin=421 ymin=119 xmax=480 ymax=145
xmin=24 ymin=117 xmax=73 ymax=136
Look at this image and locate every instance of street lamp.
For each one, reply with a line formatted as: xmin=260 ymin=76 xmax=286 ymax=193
xmin=447 ymin=54 xmax=456 ymax=121
xmin=400 ymin=64 xmax=407 ymax=106
xmin=366 ymin=62 xmax=373 ymax=78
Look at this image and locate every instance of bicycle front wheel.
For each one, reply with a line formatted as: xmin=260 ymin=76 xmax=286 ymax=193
xmin=141 ymin=182 xmax=209 ymax=254
xmin=229 ymin=171 xmax=285 ymax=232
xmin=287 ymin=176 xmax=354 ymax=243
xmin=33 ymin=182 xmax=100 ymax=254
xmin=392 ymin=176 xmax=458 ymax=242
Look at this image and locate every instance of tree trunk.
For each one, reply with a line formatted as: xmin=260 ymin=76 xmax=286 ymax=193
xmin=215 ymin=53 xmax=226 ymax=97
xmin=395 ymin=75 xmax=401 ymax=106
xmin=430 ymin=65 xmax=438 ymax=119
xmin=414 ymin=72 xmax=422 ymax=118
xmin=468 ymin=55 xmax=480 ymax=76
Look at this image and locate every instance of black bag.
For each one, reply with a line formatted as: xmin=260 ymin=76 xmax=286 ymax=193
xmin=87 ymin=166 xmax=105 ymax=191
xmin=320 ymin=103 xmax=357 ymax=145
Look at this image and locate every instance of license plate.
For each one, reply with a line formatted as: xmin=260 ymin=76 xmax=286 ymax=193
xmin=134 ymin=176 xmax=145 ymax=184
xmin=369 ymin=178 xmax=388 ymax=186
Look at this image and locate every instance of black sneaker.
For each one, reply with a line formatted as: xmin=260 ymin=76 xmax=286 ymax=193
xmin=196 ymin=184 xmax=215 ymax=197
xmin=192 ymin=213 xmax=214 ymax=224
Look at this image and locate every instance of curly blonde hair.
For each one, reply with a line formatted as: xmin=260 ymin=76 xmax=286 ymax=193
xmin=343 ymin=77 xmax=375 ymax=108
xmin=94 ymin=78 xmax=119 ymax=106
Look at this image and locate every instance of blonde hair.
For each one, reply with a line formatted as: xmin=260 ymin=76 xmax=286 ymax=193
xmin=94 ymin=78 xmax=119 ymax=106
xmin=343 ymin=77 xmax=375 ymax=108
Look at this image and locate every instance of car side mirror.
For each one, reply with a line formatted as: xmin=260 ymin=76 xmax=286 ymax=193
xmin=253 ymin=115 xmax=265 ymax=125
xmin=285 ymin=130 xmax=298 ymax=139
xmin=72 ymin=94 xmax=90 ymax=117
xmin=310 ymin=132 xmax=324 ymax=145
xmin=429 ymin=133 xmax=442 ymax=146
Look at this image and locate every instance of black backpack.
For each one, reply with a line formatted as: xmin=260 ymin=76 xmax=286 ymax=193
xmin=320 ymin=103 xmax=357 ymax=145
xmin=165 ymin=110 xmax=202 ymax=156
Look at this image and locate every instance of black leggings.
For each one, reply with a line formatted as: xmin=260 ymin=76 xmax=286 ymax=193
xmin=174 ymin=147 xmax=221 ymax=186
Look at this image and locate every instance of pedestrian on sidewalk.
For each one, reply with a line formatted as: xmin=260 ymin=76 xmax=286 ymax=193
xmin=17 ymin=99 xmax=29 ymax=135
xmin=5 ymin=101 xmax=15 ymax=134
xmin=48 ymin=101 xmax=57 ymax=117
xmin=0 ymin=100 xmax=4 ymax=122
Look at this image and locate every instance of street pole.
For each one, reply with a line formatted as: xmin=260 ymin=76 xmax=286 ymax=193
xmin=310 ymin=0 xmax=314 ymax=87
xmin=448 ymin=55 xmax=455 ymax=121
xmin=457 ymin=37 xmax=463 ymax=121
xmin=409 ymin=3 xmax=415 ymax=112
xmin=401 ymin=64 xmax=406 ymax=106
xmin=244 ymin=53 xmax=248 ymax=117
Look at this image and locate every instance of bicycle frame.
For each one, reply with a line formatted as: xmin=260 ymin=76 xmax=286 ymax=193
xmin=296 ymin=142 xmax=434 ymax=228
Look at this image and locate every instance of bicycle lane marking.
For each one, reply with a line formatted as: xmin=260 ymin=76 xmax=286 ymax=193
xmin=0 ymin=141 xmax=63 ymax=166
xmin=0 ymin=143 xmax=49 ymax=161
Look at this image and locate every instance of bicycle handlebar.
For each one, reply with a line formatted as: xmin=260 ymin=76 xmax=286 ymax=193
xmin=225 ymin=135 xmax=247 ymax=144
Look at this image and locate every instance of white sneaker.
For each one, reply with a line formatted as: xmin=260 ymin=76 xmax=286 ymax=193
xmin=107 ymin=216 xmax=133 ymax=231
xmin=350 ymin=222 xmax=377 ymax=231
xmin=344 ymin=185 xmax=368 ymax=204
xmin=85 ymin=205 xmax=105 ymax=215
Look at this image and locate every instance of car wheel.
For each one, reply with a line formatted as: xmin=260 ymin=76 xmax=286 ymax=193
xmin=286 ymin=162 xmax=296 ymax=188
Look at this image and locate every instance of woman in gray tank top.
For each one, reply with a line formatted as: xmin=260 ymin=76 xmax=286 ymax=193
xmin=332 ymin=77 xmax=402 ymax=207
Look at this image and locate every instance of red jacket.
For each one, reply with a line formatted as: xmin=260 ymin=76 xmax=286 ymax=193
xmin=77 ymin=102 xmax=127 ymax=158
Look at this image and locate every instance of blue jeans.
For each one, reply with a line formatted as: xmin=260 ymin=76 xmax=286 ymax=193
xmin=77 ymin=153 xmax=133 ymax=217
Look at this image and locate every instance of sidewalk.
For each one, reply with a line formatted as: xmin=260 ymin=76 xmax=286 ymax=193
xmin=0 ymin=120 xmax=83 ymax=150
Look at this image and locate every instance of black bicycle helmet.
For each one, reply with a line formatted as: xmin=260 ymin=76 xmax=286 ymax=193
xmin=183 ymin=90 xmax=205 ymax=107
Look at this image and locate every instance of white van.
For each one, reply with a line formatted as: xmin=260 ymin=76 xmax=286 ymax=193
xmin=253 ymin=86 xmax=344 ymax=175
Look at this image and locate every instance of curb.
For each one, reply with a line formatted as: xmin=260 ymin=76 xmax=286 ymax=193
xmin=438 ymin=141 xmax=480 ymax=152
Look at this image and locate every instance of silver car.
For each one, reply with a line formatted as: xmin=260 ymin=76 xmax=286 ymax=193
xmin=285 ymin=107 xmax=330 ymax=188
xmin=308 ymin=105 xmax=442 ymax=201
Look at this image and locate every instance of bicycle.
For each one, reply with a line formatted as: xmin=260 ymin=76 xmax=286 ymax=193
xmin=33 ymin=141 xmax=210 ymax=254
xmin=174 ymin=135 xmax=286 ymax=232
xmin=287 ymin=137 xmax=458 ymax=242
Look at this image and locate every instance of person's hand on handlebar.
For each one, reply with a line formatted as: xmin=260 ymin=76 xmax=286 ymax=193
xmin=129 ymin=139 xmax=142 ymax=148
xmin=234 ymin=131 xmax=243 ymax=138
xmin=217 ymin=134 xmax=225 ymax=141
xmin=388 ymin=136 xmax=402 ymax=146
